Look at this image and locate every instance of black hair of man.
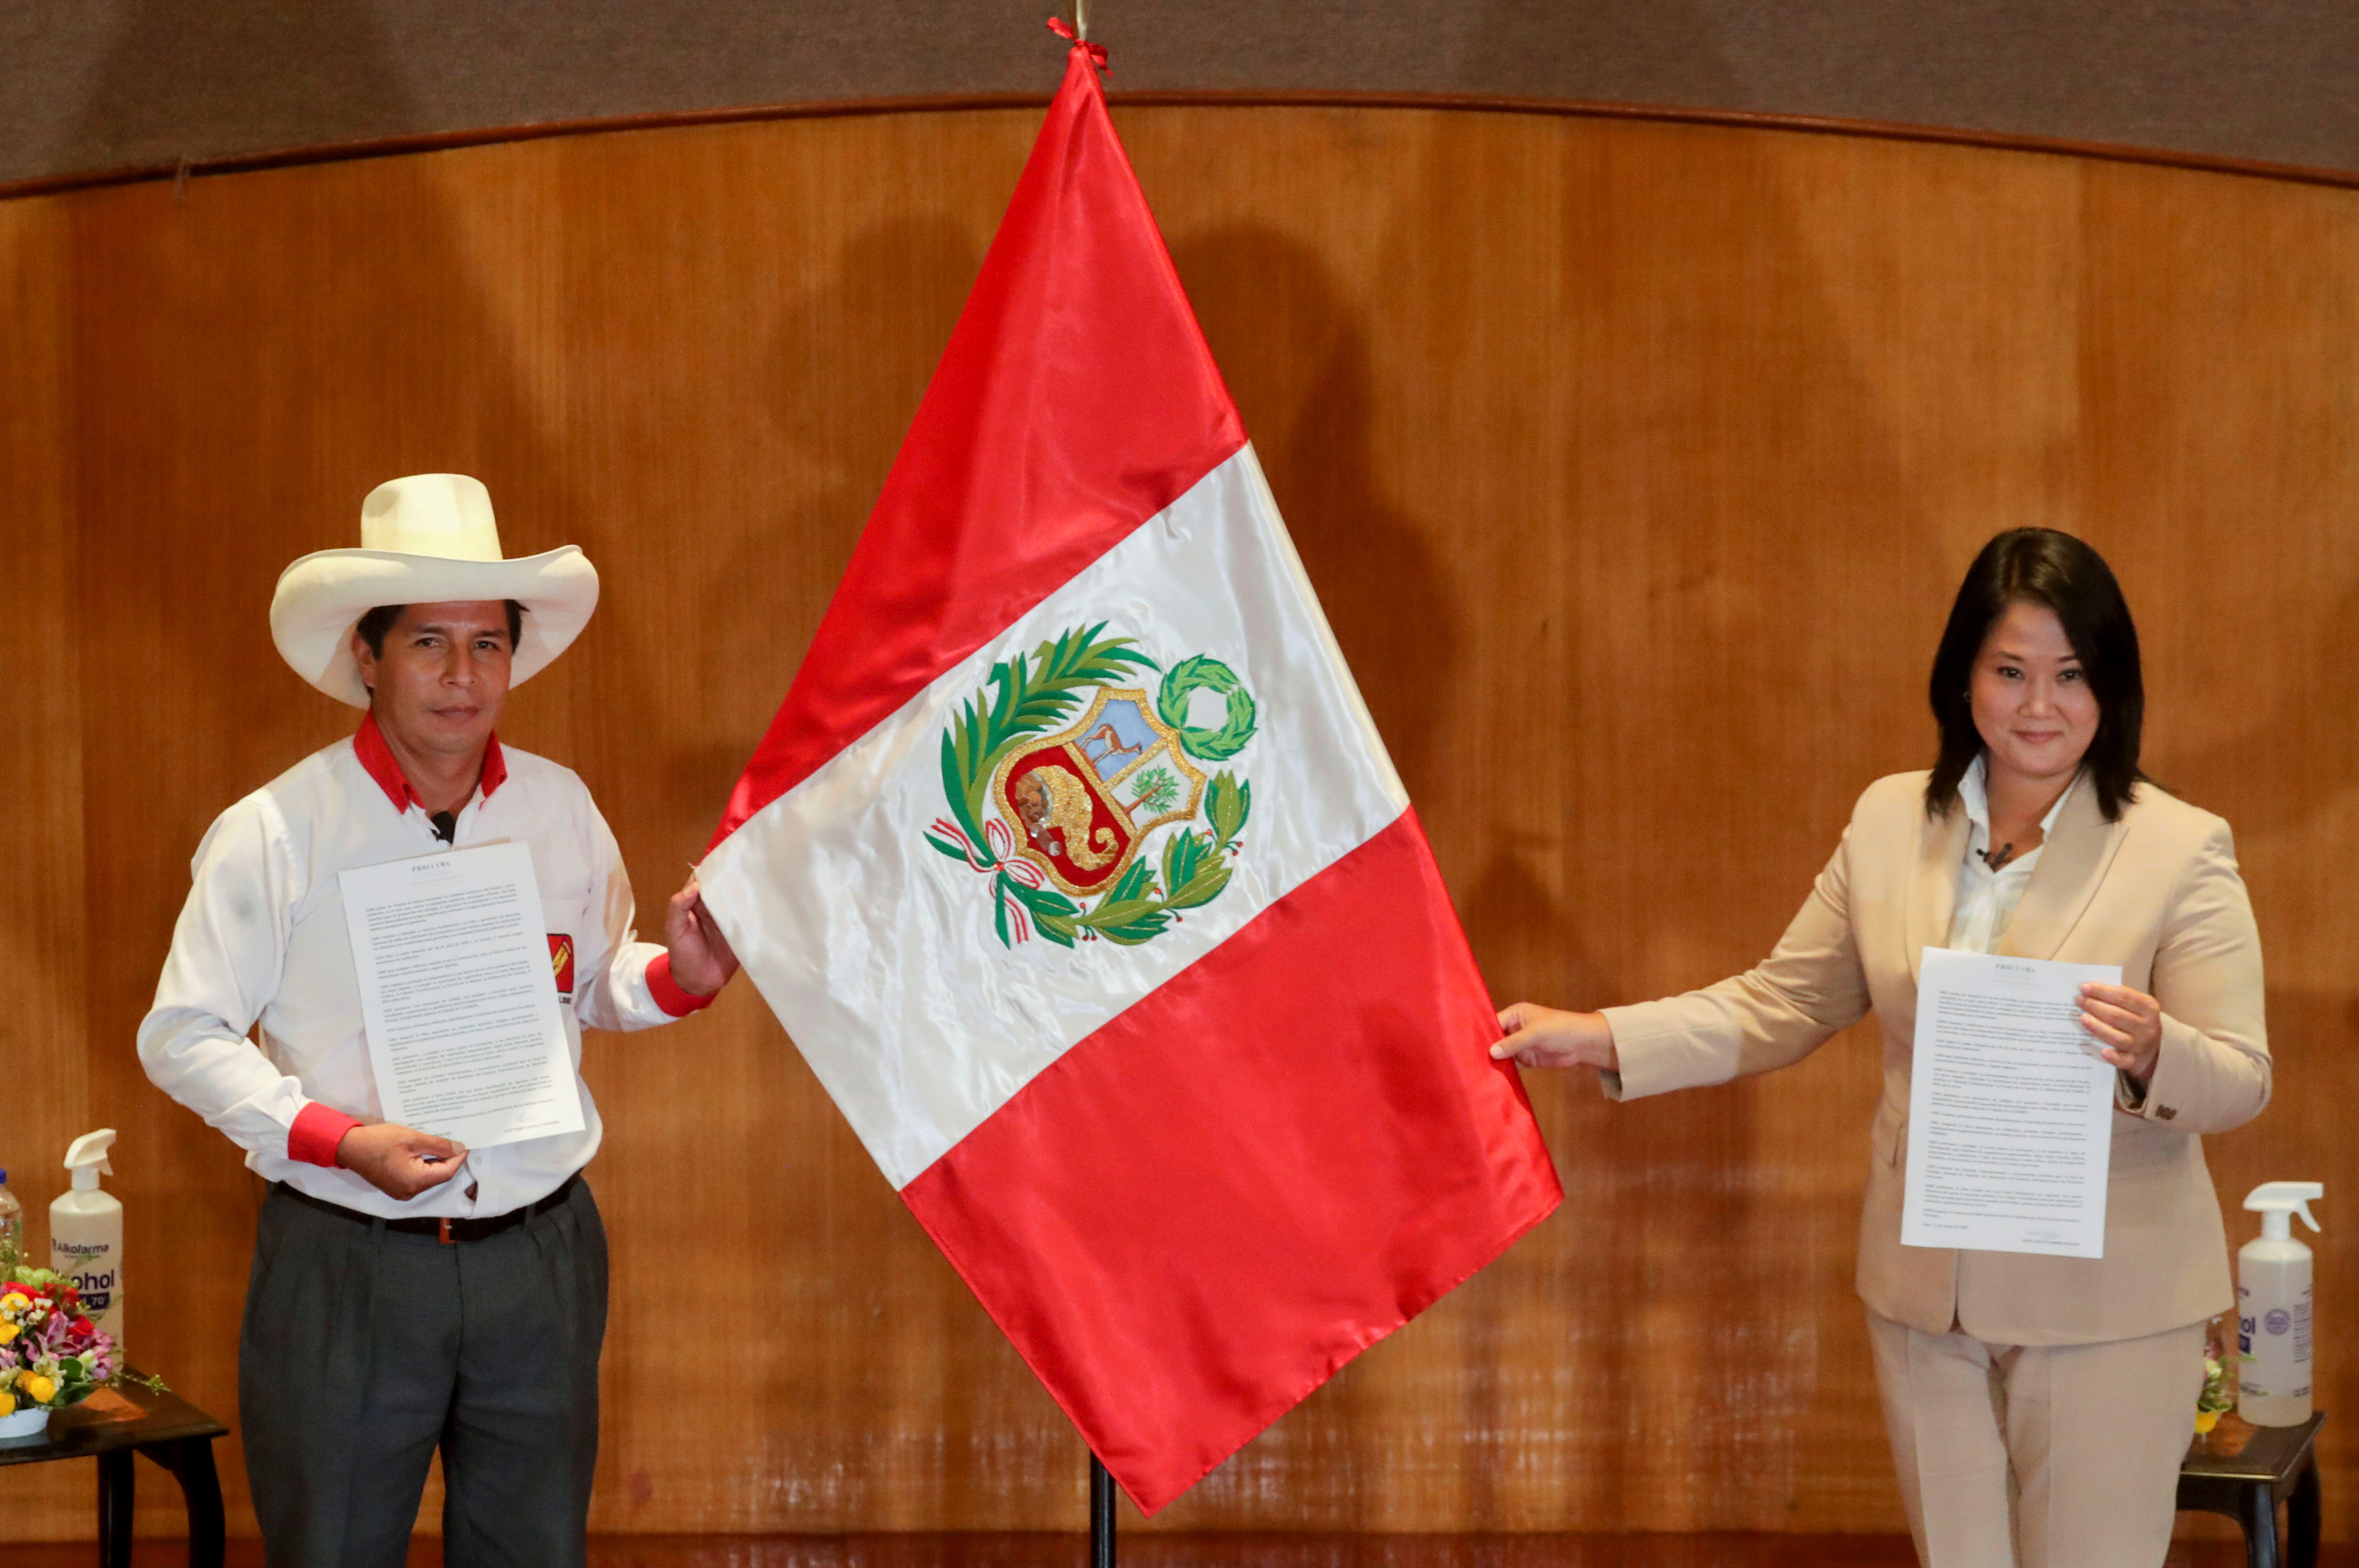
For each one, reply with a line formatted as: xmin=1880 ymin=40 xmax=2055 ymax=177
xmin=1925 ymin=527 xmax=2147 ymax=824
xmin=355 ymin=600 xmax=527 ymax=658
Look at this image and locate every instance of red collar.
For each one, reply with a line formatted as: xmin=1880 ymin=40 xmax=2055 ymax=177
xmin=354 ymin=711 xmax=509 ymax=812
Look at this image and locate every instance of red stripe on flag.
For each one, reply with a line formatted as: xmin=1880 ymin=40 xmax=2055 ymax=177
xmin=711 ymin=47 xmax=1246 ymax=849
xmin=898 ymin=809 xmax=1563 ymax=1512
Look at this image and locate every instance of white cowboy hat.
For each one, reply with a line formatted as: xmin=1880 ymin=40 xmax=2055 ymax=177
xmin=270 ymin=474 xmax=600 ymax=708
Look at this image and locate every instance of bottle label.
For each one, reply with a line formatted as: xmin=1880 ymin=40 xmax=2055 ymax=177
xmin=52 ymin=1240 xmax=114 ymax=1313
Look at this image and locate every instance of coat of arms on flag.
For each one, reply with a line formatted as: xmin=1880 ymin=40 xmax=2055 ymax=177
xmin=925 ymin=623 xmax=1255 ymax=947
xmin=698 ymin=35 xmax=1561 ymax=1514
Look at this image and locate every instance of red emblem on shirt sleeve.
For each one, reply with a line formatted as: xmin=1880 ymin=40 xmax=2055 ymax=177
xmin=549 ymin=934 xmax=575 ymax=999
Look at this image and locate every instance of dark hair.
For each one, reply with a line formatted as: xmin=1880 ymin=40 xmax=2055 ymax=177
xmin=1926 ymin=529 xmax=2145 ymax=822
xmin=355 ymin=600 xmax=526 ymax=658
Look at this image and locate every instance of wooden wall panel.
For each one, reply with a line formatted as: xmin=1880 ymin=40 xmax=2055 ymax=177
xmin=0 ymin=175 xmax=96 ymax=1536
xmin=1 ymin=103 xmax=2354 ymax=1542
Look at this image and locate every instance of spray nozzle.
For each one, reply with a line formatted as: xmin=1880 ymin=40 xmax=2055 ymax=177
xmin=2244 ymin=1180 xmax=2324 ymax=1239
xmin=62 ymin=1129 xmax=116 ymax=1190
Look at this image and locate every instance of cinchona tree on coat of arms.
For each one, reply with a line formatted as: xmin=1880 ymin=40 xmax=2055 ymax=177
xmin=924 ymin=622 xmax=1256 ymax=948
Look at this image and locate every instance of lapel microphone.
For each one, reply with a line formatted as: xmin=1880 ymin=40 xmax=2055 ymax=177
xmin=430 ymin=810 xmax=457 ymax=845
xmin=1978 ymin=842 xmax=2016 ymax=873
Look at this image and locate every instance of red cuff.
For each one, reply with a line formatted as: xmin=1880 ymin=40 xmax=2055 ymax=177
xmin=647 ymin=951 xmax=716 ymax=1017
xmin=288 ymin=1102 xmax=363 ymax=1168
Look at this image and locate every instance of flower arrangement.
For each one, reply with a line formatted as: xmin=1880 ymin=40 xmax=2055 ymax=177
xmin=0 ymin=1234 xmax=119 ymax=1435
xmin=2196 ymin=1317 xmax=2237 ymax=1435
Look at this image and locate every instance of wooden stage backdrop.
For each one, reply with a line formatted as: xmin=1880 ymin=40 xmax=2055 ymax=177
xmin=0 ymin=102 xmax=2353 ymax=1542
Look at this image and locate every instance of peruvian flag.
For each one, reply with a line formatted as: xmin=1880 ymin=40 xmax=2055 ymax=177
xmin=700 ymin=39 xmax=1561 ymax=1512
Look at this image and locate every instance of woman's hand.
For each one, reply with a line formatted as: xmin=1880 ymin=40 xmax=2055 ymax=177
xmin=1491 ymin=1003 xmax=1618 ymax=1071
xmin=2078 ymin=981 xmax=2163 ymax=1083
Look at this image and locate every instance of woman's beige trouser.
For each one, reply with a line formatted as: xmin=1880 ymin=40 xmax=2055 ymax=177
xmin=1867 ymin=1308 xmax=2206 ymax=1568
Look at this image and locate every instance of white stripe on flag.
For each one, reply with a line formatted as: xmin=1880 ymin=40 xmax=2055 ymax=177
xmin=700 ymin=445 xmax=1410 ymax=1188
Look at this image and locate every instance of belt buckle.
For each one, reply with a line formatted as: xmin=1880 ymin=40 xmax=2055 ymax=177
xmin=438 ymin=1216 xmax=454 ymax=1245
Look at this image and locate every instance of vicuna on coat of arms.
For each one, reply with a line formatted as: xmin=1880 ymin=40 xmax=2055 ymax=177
xmin=925 ymin=623 xmax=1256 ymax=948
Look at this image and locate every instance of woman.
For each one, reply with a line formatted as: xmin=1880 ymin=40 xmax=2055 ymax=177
xmin=1496 ymin=529 xmax=2268 ymax=1568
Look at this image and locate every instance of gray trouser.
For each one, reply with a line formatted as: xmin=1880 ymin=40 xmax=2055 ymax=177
xmin=239 ymin=1177 xmax=608 ymax=1568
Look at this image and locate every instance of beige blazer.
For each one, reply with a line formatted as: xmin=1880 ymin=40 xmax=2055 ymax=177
xmin=1602 ymin=770 xmax=2270 ymax=1346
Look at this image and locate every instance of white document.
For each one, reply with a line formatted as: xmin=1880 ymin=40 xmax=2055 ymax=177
xmin=1901 ymin=948 xmax=2121 ymax=1259
xmin=339 ymin=841 xmax=584 ymax=1150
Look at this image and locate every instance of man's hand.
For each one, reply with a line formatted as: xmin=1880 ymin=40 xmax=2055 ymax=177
xmin=664 ymin=875 xmax=740 ymax=998
xmin=336 ymin=1123 xmax=467 ymax=1201
xmin=1491 ymin=1003 xmax=1619 ymax=1071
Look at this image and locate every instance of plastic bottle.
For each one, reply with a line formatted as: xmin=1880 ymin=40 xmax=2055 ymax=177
xmin=49 ymin=1131 xmax=122 ymax=1342
xmin=2237 ymin=1180 xmax=2323 ymax=1426
xmin=0 ymin=1170 xmax=19 ymax=1264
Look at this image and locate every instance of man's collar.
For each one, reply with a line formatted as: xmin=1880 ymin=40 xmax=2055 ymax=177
xmin=354 ymin=710 xmax=509 ymax=811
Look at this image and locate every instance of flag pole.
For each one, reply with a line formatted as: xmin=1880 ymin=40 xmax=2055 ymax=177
xmin=1076 ymin=15 xmax=1104 ymax=1550
xmin=1090 ymin=1453 xmax=1117 ymax=1565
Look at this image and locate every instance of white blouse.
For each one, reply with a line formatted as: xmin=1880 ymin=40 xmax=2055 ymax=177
xmin=1947 ymin=756 xmax=2077 ymax=955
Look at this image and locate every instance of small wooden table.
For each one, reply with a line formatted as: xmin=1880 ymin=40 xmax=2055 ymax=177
xmin=0 ymin=1374 xmax=228 ymax=1567
xmin=2179 ymin=1410 xmax=2324 ymax=1568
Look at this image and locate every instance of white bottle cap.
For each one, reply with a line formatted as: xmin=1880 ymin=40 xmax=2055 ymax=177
xmin=2244 ymin=1180 xmax=2324 ymax=1241
xmin=62 ymin=1129 xmax=116 ymax=1191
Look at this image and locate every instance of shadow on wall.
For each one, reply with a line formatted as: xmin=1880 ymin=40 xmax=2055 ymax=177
xmin=679 ymin=214 xmax=988 ymax=803
xmin=1167 ymin=224 xmax=1460 ymax=801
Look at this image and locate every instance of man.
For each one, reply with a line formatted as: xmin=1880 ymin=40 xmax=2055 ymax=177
xmin=139 ymin=473 xmax=738 ymax=1566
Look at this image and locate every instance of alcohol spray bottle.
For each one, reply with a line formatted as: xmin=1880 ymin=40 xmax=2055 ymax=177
xmin=50 ymin=1130 xmax=122 ymax=1342
xmin=2238 ymin=1180 xmax=2323 ymax=1426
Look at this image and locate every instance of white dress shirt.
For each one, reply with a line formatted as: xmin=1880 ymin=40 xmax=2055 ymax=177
xmin=1947 ymin=757 xmax=2144 ymax=1108
xmin=139 ymin=719 xmax=705 ymax=1218
xmin=1947 ymin=755 xmax=2077 ymax=955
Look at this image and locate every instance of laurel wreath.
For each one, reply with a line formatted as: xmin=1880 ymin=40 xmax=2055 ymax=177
xmin=921 ymin=623 xmax=1255 ymax=949
xmin=1156 ymin=654 xmax=1258 ymax=761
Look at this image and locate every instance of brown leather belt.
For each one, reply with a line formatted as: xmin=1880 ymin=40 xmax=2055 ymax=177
xmin=276 ymin=1173 xmax=579 ymax=1244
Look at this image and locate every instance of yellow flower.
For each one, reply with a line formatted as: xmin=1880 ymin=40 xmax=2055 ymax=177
xmin=0 ymin=1389 xmax=13 ymax=1414
xmin=17 ymin=1373 xmax=55 ymax=1406
xmin=2194 ymin=1410 xmax=2220 ymax=1434
xmin=0 ymin=1322 xmax=17 ymax=1345
xmin=0 ymin=1291 xmax=27 ymax=1315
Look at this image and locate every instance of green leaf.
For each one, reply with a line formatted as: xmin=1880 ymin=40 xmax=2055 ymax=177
xmin=1004 ymin=877 xmax=1079 ymax=920
xmin=1162 ymin=826 xmax=1206 ymax=894
xmin=1206 ymin=771 xmax=1252 ymax=848
xmin=1074 ymin=895 xmax=1173 ymax=945
xmin=938 ymin=733 xmax=993 ymax=863
xmin=995 ymin=873 xmax=1079 ymax=948
xmin=1163 ymin=863 xmax=1232 ymax=910
xmin=1091 ymin=915 xmax=1170 ymax=946
xmin=923 ymin=831 xmax=973 ymax=865
xmin=1077 ymin=897 xmax=1157 ymax=928
xmin=1102 ymin=859 xmax=1157 ymax=905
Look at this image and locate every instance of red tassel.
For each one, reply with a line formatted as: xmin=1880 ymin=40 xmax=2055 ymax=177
xmin=1044 ymin=16 xmax=1110 ymax=74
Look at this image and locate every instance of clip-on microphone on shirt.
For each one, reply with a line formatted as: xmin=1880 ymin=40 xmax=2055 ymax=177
xmin=1978 ymin=841 xmax=2016 ymax=873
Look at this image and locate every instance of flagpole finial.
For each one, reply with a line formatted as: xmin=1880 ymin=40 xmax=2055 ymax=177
xmin=1075 ymin=0 xmax=1089 ymax=40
